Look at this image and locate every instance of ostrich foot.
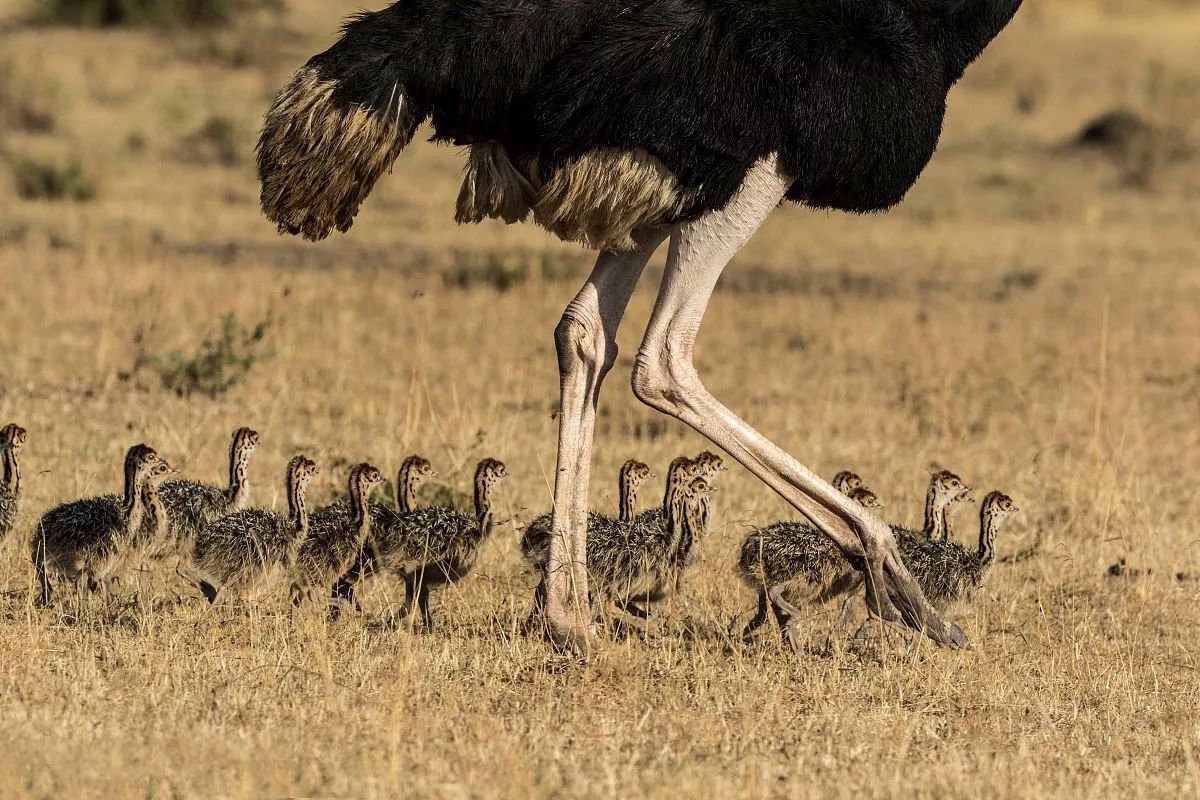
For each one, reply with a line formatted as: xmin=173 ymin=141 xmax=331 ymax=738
xmin=866 ymin=521 xmax=970 ymax=649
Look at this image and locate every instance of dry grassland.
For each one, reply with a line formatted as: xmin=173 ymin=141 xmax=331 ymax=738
xmin=1 ymin=0 xmax=1199 ymax=797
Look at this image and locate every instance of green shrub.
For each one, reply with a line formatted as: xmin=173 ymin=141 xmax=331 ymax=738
xmin=444 ymin=252 xmax=530 ymax=292
xmin=32 ymin=0 xmax=284 ymax=28
xmin=149 ymin=312 xmax=272 ymax=397
xmin=178 ymin=115 xmax=240 ymax=166
xmin=12 ymin=157 xmax=97 ymax=201
xmin=443 ymin=251 xmax=582 ymax=292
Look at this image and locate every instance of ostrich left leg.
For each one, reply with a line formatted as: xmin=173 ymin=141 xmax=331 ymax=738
xmin=543 ymin=229 xmax=669 ymax=647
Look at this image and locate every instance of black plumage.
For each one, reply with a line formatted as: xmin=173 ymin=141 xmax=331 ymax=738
xmin=31 ymin=445 xmax=174 ymax=610
xmin=140 ymin=427 xmax=260 ymax=565
xmin=327 ymin=455 xmax=438 ymax=614
xmin=189 ymin=456 xmax=320 ymax=603
xmin=291 ymin=463 xmax=385 ymax=607
xmin=259 ymin=0 xmax=1024 ymax=245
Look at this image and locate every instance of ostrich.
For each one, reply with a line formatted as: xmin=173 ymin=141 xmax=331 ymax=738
xmin=0 ymin=423 xmax=28 ymax=539
xmin=328 ymin=454 xmax=438 ymax=615
xmin=894 ymin=490 xmax=1019 ymax=606
xmin=146 ymin=426 xmax=261 ymax=569
xmin=256 ymin=0 xmax=1024 ymax=647
xmin=188 ymin=456 xmax=320 ymax=604
xmin=365 ymin=458 xmax=508 ymax=632
xmin=846 ymin=487 xmax=885 ymax=511
xmin=617 ymin=460 xmax=656 ymax=525
xmin=832 ymin=472 xmax=865 ymax=495
xmin=737 ymin=478 xmax=886 ymax=643
xmin=291 ymin=463 xmax=385 ymax=608
xmin=523 ymin=458 xmax=655 ymax=560
xmin=522 ymin=456 xmax=695 ymax=627
xmin=32 ymin=445 xmax=175 ymax=613
xmin=738 ymin=469 xmax=971 ymax=639
xmin=922 ymin=469 xmax=973 ymax=541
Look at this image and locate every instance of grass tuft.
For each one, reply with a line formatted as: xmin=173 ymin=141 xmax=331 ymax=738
xmin=11 ymin=156 xmax=96 ymax=201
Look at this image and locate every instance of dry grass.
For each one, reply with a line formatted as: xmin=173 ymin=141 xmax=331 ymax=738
xmin=1 ymin=1 xmax=1200 ymax=797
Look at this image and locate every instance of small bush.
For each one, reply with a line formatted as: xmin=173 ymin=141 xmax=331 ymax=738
xmin=12 ymin=157 xmax=97 ymax=201
xmin=444 ymin=251 xmax=581 ymax=292
xmin=32 ymin=0 xmax=284 ymax=28
xmin=444 ymin=253 xmax=531 ymax=292
xmin=147 ymin=312 xmax=272 ymax=397
xmin=1068 ymin=103 xmax=1192 ymax=189
xmin=178 ymin=115 xmax=240 ymax=166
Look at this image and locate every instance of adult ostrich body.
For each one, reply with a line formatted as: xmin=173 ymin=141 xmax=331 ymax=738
xmin=258 ymin=0 xmax=1023 ymax=647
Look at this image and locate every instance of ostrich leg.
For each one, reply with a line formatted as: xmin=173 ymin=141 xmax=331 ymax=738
xmin=545 ymin=230 xmax=670 ymax=646
xmin=630 ymin=157 xmax=967 ymax=648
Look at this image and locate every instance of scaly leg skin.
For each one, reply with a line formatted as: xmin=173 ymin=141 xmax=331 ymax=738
xmin=522 ymin=576 xmax=548 ymax=635
xmin=75 ymin=572 xmax=90 ymax=622
xmin=329 ymin=554 xmax=370 ymax=621
xmin=767 ymin=585 xmax=806 ymax=652
xmin=416 ymin=583 xmax=434 ymax=633
xmin=176 ymin=561 xmax=219 ymax=604
xmin=378 ymin=572 xmax=420 ymax=631
xmin=544 ymin=230 xmax=670 ymax=651
xmin=630 ymin=156 xmax=967 ymax=649
xmin=742 ymin=589 xmax=771 ymax=641
xmin=35 ymin=558 xmax=52 ymax=609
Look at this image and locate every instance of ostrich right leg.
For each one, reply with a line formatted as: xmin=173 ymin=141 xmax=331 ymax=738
xmin=75 ymin=572 xmax=90 ymax=620
xmin=415 ymin=582 xmax=434 ymax=632
xmin=379 ymin=571 xmax=420 ymax=629
xmin=631 ymin=158 xmax=966 ymax=648
xmin=543 ymin=230 xmax=669 ymax=647
xmin=744 ymin=584 xmax=801 ymax=643
xmin=743 ymin=589 xmax=771 ymax=639
xmin=34 ymin=550 xmax=52 ymax=609
xmin=176 ymin=561 xmax=219 ymax=604
xmin=328 ymin=553 xmax=369 ymax=621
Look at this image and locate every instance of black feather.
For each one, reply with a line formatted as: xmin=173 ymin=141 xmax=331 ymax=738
xmin=266 ymin=0 xmax=1023 ymax=239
